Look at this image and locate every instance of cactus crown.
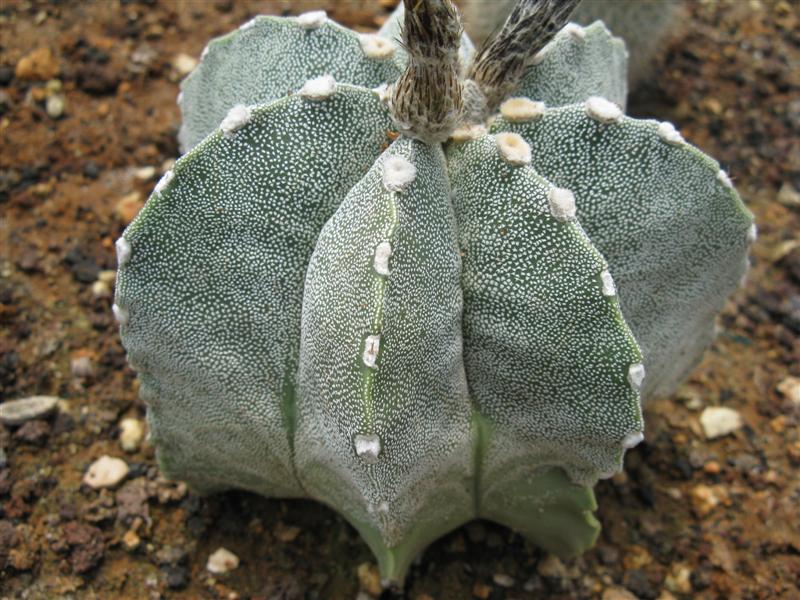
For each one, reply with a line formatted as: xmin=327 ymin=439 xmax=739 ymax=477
xmin=115 ymin=0 xmax=753 ymax=586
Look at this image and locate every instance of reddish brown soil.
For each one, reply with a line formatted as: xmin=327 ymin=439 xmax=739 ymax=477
xmin=1 ymin=1 xmax=798 ymax=599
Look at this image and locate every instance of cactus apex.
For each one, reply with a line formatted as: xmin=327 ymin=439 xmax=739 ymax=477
xmin=499 ymin=97 xmax=546 ymax=123
xmin=219 ymin=104 xmax=251 ymax=137
xmin=296 ymin=10 xmax=327 ymax=30
xmin=548 ymin=187 xmax=577 ymax=221
xmin=584 ymin=96 xmax=622 ymax=124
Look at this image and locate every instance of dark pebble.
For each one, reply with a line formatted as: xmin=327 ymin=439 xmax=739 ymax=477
xmin=163 ymin=565 xmax=189 ymax=589
xmin=64 ymin=246 xmax=100 ymax=284
xmin=155 ymin=544 xmax=188 ymax=566
xmin=625 ymin=568 xmax=657 ymax=599
xmin=14 ymin=420 xmax=51 ymax=445
xmin=0 ymin=90 xmax=11 ymax=115
xmin=51 ymin=411 xmax=75 ymax=436
xmin=82 ymin=161 xmax=100 ymax=179
xmin=0 ymin=66 xmax=13 ymax=86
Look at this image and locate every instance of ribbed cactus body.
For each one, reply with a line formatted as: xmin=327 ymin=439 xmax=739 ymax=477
xmin=115 ymin=5 xmax=753 ymax=585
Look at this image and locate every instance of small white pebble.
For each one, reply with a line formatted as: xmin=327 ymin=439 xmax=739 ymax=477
xmin=112 ymin=303 xmax=129 ymax=326
xmin=83 ymin=455 xmax=129 ymax=489
xmin=362 ymin=335 xmax=380 ymax=368
xmin=563 ymin=23 xmax=586 ymax=40
xmin=500 ymin=97 xmax=546 ymax=122
xmin=622 ymin=431 xmax=644 ymax=449
xmin=70 ymin=356 xmax=94 ymax=378
xmin=548 ymin=187 xmax=577 ymax=221
xmin=600 ymin=269 xmax=616 ymax=296
xmin=747 ymin=223 xmax=757 ymax=243
xmin=495 ymin=132 xmax=531 ymax=166
xmin=354 ymin=433 xmax=381 ymax=464
xmin=657 ymin=121 xmax=684 ymax=145
xmin=493 ymin=573 xmax=515 ymax=588
xmin=449 ymin=123 xmax=487 ymax=143
xmin=299 ymin=74 xmax=336 ymax=100
xmin=134 ymin=166 xmax=157 ymax=181
xmin=382 ymin=155 xmax=416 ymax=192
xmin=220 ymin=104 xmax=251 ymax=137
xmin=717 ymin=169 xmax=733 ymax=188
xmin=207 ymin=547 xmax=240 ymax=574
xmin=585 ymin=96 xmax=623 ymax=123
xmin=154 ymin=169 xmax=174 ymax=195
xmin=92 ymin=280 xmax=111 ymax=299
xmin=373 ymin=242 xmax=392 ymax=276
xmin=115 ymin=237 xmax=131 ymax=267
xmin=297 ymin=10 xmax=327 ymax=29
xmin=172 ymin=53 xmax=198 ymax=76
xmin=359 ymin=34 xmax=395 ymax=59
xmin=119 ymin=418 xmax=145 ymax=453
xmin=239 ymin=17 xmax=257 ymax=31
xmin=776 ymin=376 xmax=800 ymax=406
xmin=0 ymin=395 xmax=60 ymax=426
xmin=700 ymin=406 xmax=742 ymax=439
xmin=628 ymin=362 xmax=646 ymax=390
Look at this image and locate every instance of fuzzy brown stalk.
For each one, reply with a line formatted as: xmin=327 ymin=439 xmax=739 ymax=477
xmin=390 ymin=0 xmax=463 ymax=144
xmin=464 ymin=0 xmax=581 ymax=122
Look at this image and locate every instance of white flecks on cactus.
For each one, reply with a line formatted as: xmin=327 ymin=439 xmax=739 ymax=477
xmin=153 ymin=169 xmax=174 ymax=195
xmin=499 ymin=97 xmax=546 ymax=123
xmin=115 ymin=237 xmax=131 ymax=267
xmin=299 ymin=75 xmax=337 ymax=100
xmin=717 ymin=169 xmax=734 ymax=188
xmin=373 ymin=242 xmax=392 ymax=276
xmin=112 ymin=303 xmax=129 ymax=326
xmin=548 ymin=187 xmax=577 ymax=221
xmin=362 ymin=334 xmax=381 ymax=368
xmin=382 ymin=155 xmax=417 ymax=192
xmin=297 ymin=10 xmax=327 ymax=30
xmin=354 ymin=433 xmax=382 ymax=464
xmin=585 ymin=96 xmax=622 ymax=123
xmin=564 ymin=23 xmax=587 ymax=41
xmin=627 ymin=363 xmax=646 ymax=390
xmin=600 ymin=269 xmax=616 ymax=297
xmin=219 ymin=104 xmax=251 ymax=137
xmin=495 ymin=132 xmax=531 ymax=166
xmin=622 ymin=431 xmax=644 ymax=449
xmin=450 ymin=124 xmax=488 ymax=143
xmin=657 ymin=121 xmax=684 ymax=145
xmin=359 ymin=34 xmax=395 ymax=60
xmin=747 ymin=223 xmax=758 ymax=243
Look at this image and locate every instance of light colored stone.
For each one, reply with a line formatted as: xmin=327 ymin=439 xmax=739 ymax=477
xmin=699 ymin=406 xmax=743 ymax=439
xmin=173 ymin=53 xmax=198 ymax=76
xmin=602 ymin=587 xmax=639 ymax=600
xmin=0 ymin=395 xmax=59 ymax=425
xmin=83 ymin=455 xmax=129 ymax=489
xmin=537 ymin=554 xmax=567 ymax=578
xmin=206 ymin=547 xmax=239 ymax=574
xmin=134 ymin=166 xmax=157 ymax=181
xmin=665 ymin=563 xmax=692 ymax=594
xmin=46 ymin=94 xmax=65 ymax=119
xmin=777 ymin=376 xmax=800 ymax=406
xmin=493 ymin=573 xmax=515 ymax=587
xmin=119 ymin=418 xmax=145 ymax=452
xmin=70 ymin=356 xmax=94 ymax=378
xmin=357 ymin=562 xmax=382 ymax=596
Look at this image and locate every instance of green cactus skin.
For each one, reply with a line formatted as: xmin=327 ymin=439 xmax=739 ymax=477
xmin=114 ymin=6 xmax=753 ymax=586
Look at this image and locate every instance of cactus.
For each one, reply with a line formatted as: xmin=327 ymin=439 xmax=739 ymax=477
xmin=114 ymin=0 xmax=753 ymax=586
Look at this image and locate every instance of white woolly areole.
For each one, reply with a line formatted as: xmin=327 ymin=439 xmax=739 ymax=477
xmin=585 ymin=96 xmax=623 ymax=123
xmin=176 ymin=91 xmax=183 ymax=105
xmin=657 ymin=121 xmax=684 ymax=145
xmin=747 ymin=223 xmax=758 ymax=243
xmin=299 ymin=75 xmax=336 ymax=100
xmin=548 ymin=187 xmax=577 ymax=221
xmin=382 ymin=155 xmax=416 ymax=192
xmin=622 ymin=431 xmax=644 ymax=449
xmin=600 ymin=269 xmax=616 ymax=297
xmin=372 ymin=83 xmax=392 ymax=105
xmin=363 ymin=334 xmax=380 ymax=368
xmin=359 ymin=34 xmax=395 ymax=60
xmin=373 ymin=241 xmax=392 ymax=276
xmin=530 ymin=46 xmax=549 ymax=65
xmin=500 ymin=97 xmax=546 ymax=123
xmin=154 ymin=169 xmax=174 ymax=195
xmin=717 ymin=169 xmax=733 ymax=188
xmin=563 ymin=23 xmax=586 ymax=40
xmin=239 ymin=18 xmax=257 ymax=31
xmin=112 ymin=303 xmax=129 ymax=326
xmin=628 ymin=362 xmax=646 ymax=390
xmin=220 ymin=104 xmax=251 ymax=137
xmin=354 ymin=433 xmax=381 ymax=464
xmin=297 ymin=10 xmax=327 ymax=29
xmin=495 ymin=132 xmax=531 ymax=166
xmin=450 ymin=124 xmax=487 ymax=143
xmin=200 ymin=45 xmax=210 ymax=61
xmin=115 ymin=237 xmax=131 ymax=267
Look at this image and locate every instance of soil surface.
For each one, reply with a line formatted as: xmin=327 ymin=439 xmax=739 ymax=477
xmin=1 ymin=1 xmax=798 ymax=599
